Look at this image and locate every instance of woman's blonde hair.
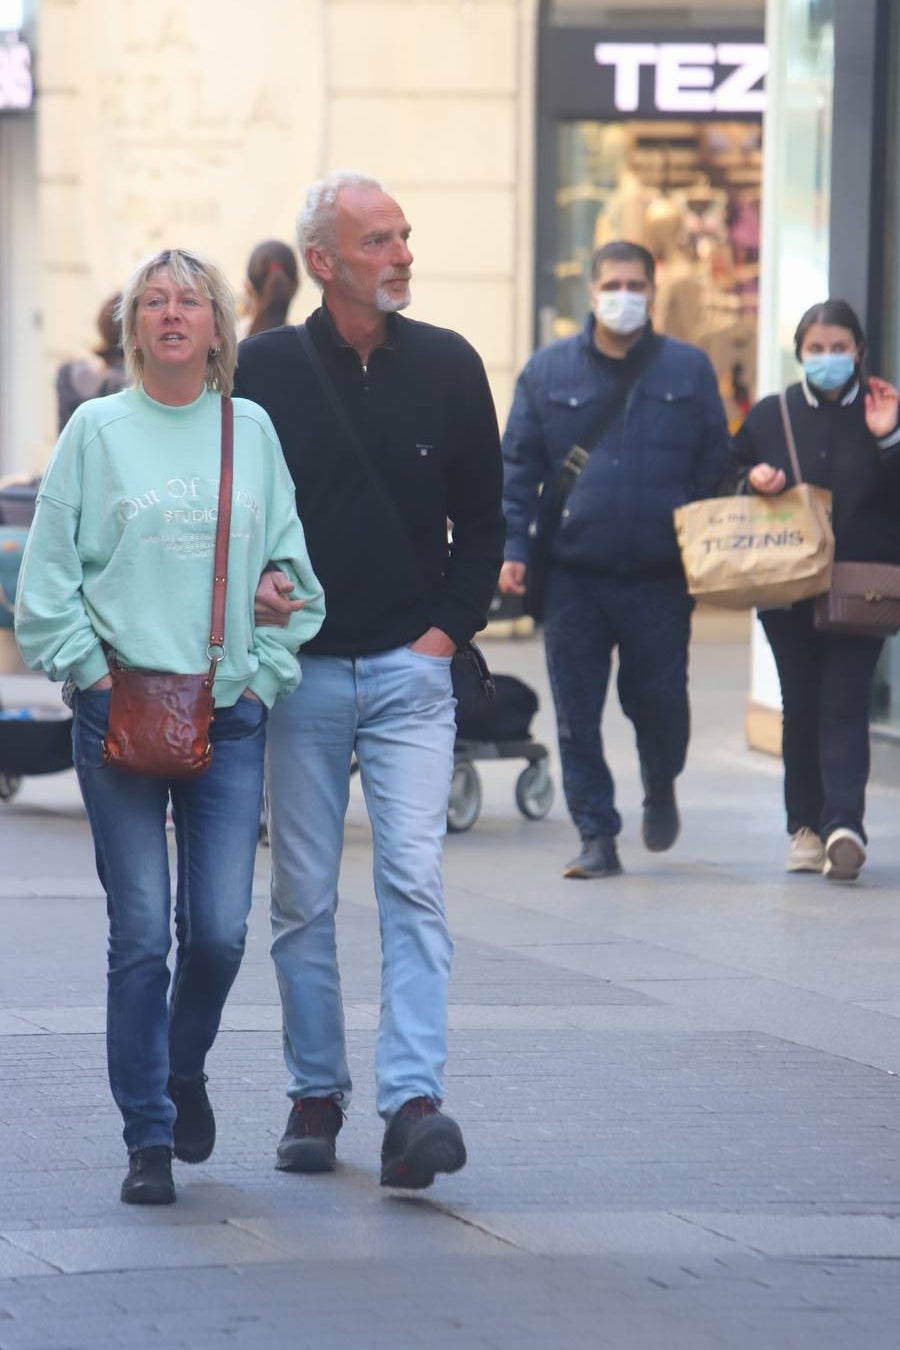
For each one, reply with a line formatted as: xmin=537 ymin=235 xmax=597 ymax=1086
xmin=118 ymin=248 xmax=237 ymax=394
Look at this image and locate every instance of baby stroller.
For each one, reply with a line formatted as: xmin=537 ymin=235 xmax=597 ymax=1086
xmin=447 ymin=654 xmax=554 ymax=833
xmin=0 ymin=490 xmax=75 ymax=802
xmin=0 ymin=703 xmax=74 ymax=803
xmin=341 ymin=652 xmax=554 ymax=835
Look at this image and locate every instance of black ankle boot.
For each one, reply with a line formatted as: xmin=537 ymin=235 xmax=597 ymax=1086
xmin=563 ymin=837 xmax=622 ymax=879
xmin=120 ymin=1146 xmax=175 ymax=1205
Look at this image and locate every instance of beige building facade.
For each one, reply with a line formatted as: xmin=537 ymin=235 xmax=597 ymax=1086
xmin=3 ymin=0 xmax=769 ymax=478
xmin=3 ymin=0 xmax=539 ymax=475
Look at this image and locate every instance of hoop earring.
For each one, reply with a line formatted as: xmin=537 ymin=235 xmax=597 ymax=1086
xmin=208 ymin=347 xmax=221 ymax=358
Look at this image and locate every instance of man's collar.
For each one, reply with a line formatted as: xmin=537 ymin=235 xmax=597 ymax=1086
xmin=581 ymin=312 xmax=655 ymax=360
xmin=317 ymin=301 xmax=399 ymax=353
xmin=801 ymin=375 xmax=860 ymax=408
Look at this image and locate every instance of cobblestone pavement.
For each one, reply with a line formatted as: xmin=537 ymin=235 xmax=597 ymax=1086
xmin=1 ymin=632 xmax=899 ymax=1349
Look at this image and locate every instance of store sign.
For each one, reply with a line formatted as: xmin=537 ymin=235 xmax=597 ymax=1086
xmin=594 ymin=43 xmax=768 ymax=115
xmin=0 ymin=32 xmax=32 ymax=111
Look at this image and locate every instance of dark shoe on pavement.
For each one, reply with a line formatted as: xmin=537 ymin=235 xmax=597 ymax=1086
xmin=168 ymin=1072 xmax=215 ymax=1164
xmin=641 ymin=780 xmax=680 ymax=852
xmin=275 ymin=1096 xmax=344 ymax=1172
xmin=563 ymin=837 xmax=622 ymax=879
xmin=120 ymin=1146 xmax=175 ymax=1205
xmin=380 ymin=1097 xmax=467 ymax=1189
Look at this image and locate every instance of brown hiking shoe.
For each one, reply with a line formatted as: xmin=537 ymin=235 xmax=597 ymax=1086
xmin=275 ymin=1096 xmax=344 ymax=1172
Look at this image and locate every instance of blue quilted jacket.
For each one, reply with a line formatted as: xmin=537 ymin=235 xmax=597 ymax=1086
xmin=502 ymin=318 xmax=730 ymax=576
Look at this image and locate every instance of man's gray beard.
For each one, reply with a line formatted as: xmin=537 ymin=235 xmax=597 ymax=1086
xmin=376 ymin=284 xmax=411 ymax=313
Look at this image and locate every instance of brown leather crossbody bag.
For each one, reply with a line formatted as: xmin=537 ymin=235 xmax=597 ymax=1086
xmin=101 ymin=396 xmax=234 ymax=779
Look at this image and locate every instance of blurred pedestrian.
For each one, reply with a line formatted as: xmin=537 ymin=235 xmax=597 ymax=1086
xmin=499 ymin=240 xmax=729 ymax=879
xmin=15 ymin=247 xmax=324 ymax=1206
xmin=734 ymin=299 xmax=900 ymax=881
xmin=237 ymin=239 xmax=300 ymax=340
xmin=55 ymin=293 xmax=128 ymax=431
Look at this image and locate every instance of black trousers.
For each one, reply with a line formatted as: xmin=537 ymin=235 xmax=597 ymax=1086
xmin=759 ymin=601 xmax=883 ymax=841
xmin=543 ymin=567 xmax=692 ymax=840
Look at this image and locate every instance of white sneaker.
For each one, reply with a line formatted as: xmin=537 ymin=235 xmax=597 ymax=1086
xmin=785 ymin=827 xmax=825 ymax=873
xmin=823 ymin=827 xmax=866 ymax=881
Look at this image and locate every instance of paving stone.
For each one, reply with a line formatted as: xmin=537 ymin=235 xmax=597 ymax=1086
xmin=2 ymin=639 xmax=900 ymax=1347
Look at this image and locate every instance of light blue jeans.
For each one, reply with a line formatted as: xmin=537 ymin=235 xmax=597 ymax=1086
xmin=266 ymin=646 xmax=456 ymax=1119
xmin=73 ymin=688 xmax=267 ymax=1154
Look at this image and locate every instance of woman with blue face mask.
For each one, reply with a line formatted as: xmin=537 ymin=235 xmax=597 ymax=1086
xmin=733 ymin=299 xmax=900 ymax=882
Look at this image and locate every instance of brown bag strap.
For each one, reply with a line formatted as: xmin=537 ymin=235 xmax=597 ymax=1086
xmin=778 ymin=391 xmax=804 ymax=486
xmin=207 ymin=395 xmax=234 ymax=676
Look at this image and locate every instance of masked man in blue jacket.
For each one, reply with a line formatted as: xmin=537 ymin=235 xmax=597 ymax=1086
xmin=499 ymin=240 xmax=729 ymax=879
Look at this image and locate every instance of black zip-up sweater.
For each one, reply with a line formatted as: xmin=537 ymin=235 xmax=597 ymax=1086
xmin=234 ymin=305 xmax=505 ymax=656
xmin=733 ymin=381 xmax=900 ymax=563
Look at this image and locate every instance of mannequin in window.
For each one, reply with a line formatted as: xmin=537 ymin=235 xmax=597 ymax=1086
xmin=644 ymin=199 xmax=704 ymax=345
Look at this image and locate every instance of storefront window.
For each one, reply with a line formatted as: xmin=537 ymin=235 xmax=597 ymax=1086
xmin=872 ymin=1 xmax=900 ymax=730
xmin=537 ymin=5 xmax=767 ymax=426
xmin=882 ymin=4 xmax=900 ymax=388
xmin=554 ymin=117 xmax=762 ymax=429
xmin=767 ymin=0 xmax=835 ymax=387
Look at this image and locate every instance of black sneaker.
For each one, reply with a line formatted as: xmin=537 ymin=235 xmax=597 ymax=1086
xmin=562 ymin=837 xmax=622 ymax=879
xmin=641 ymin=780 xmax=680 ymax=853
xmin=168 ymin=1073 xmax=215 ymax=1164
xmin=120 ymin=1146 xmax=175 ymax=1205
xmin=275 ymin=1096 xmax=344 ymax=1172
xmin=380 ymin=1097 xmax=466 ymax=1190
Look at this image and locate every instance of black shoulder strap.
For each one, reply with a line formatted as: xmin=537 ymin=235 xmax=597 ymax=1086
xmin=294 ymin=323 xmax=379 ymax=481
xmin=538 ymin=331 xmax=664 ymax=544
xmin=295 ymin=322 xmax=492 ymax=690
xmin=294 ymin=320 xmax=421 ymax=548
xmin=579 ymin=332 xmax=664 ymax=456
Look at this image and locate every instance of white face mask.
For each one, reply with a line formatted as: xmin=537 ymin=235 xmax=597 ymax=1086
xmin=593 ymin=289 xmax=648 ymax=335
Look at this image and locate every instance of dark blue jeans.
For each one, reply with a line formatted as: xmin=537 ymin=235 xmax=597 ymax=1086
xmin=759 ymin=601 xmax=883 ymax=841
xmin=543 ymin=567 xmax=693 ymax=840
xmin=73 ymin=688 xmax=267 ymax=1154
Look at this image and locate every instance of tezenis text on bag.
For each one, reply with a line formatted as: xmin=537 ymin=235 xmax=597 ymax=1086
xmin=700 ymin=529 xmax=805 ymax=556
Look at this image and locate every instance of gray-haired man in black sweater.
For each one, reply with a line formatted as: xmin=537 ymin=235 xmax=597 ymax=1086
xmin=234 ymin=170 xmax=504 ymax=1189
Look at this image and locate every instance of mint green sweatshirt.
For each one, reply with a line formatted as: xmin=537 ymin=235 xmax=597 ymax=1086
xmin=14 ymin=386 xmax=325 ymax=707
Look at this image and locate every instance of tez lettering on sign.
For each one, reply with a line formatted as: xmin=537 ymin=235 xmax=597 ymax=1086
xmin=594 ymin=43 xmax=768 ymax=115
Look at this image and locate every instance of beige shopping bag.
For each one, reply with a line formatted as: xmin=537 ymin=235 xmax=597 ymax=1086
xmin=674 ymin=483 xmax=834 ymax=609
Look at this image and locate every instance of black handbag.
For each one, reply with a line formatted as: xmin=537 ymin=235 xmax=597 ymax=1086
xmin=522 ymin=334 xmax=663 ymax=622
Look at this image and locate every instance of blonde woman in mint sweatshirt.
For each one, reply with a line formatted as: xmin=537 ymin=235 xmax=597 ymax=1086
xmin=15 ymin=249 xmax=324 ymax=1206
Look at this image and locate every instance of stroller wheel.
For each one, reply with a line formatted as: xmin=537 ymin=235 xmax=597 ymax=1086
xmin=447 ymin=761 xmax=482 ymax=833
xmin=0 ymin=773 xmax=22 ymax=802
xmin=515 ymin=761 xmax=554 ymax=820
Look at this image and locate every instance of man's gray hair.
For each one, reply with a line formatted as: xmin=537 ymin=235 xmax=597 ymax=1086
xmin=296 ymin=169 xmax=388 ymax=286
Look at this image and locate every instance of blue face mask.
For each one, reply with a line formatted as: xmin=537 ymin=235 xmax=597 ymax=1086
xmin=802 ymin=352 xmax=857 ymax=392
